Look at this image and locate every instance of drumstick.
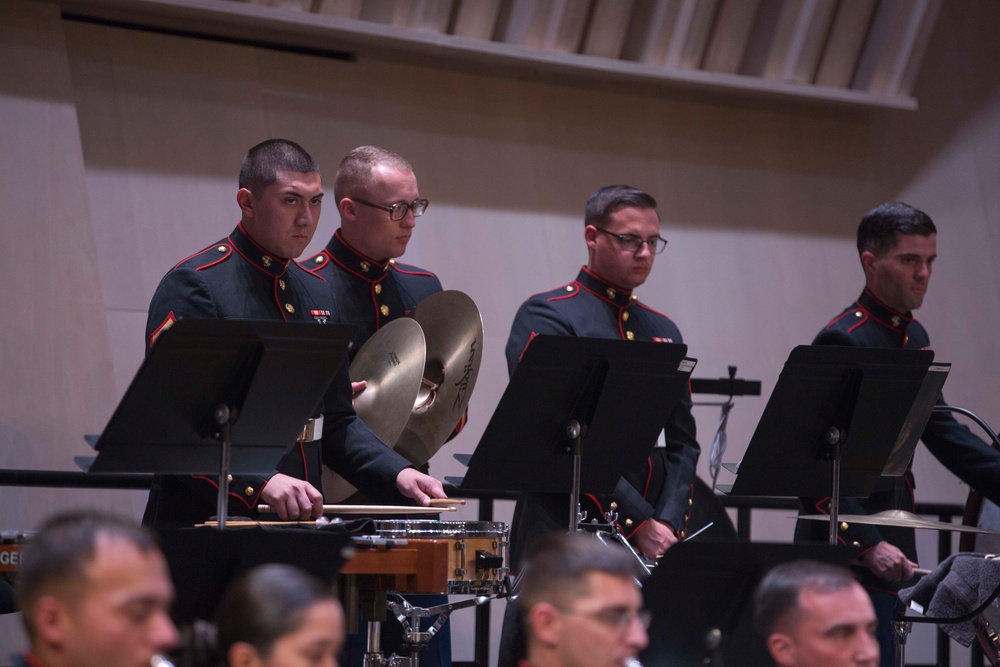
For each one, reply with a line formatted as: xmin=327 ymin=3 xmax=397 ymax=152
xmin=428 ymin=498 xmax=466 ymax=507
xmin=256 ymin=504 xmax=456 ymax=515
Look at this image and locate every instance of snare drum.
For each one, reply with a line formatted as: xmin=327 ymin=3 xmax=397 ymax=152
xmin=374 ymin=520 xmax=508 ymax=595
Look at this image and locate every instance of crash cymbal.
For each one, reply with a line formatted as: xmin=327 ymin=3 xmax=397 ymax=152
xmin=797 ymin=510 xmax=998 ymax=534
xmin=322 ymin=318 xmax=425 ymax=502
xmin=395 ymin=291 xmax=484 ymax=468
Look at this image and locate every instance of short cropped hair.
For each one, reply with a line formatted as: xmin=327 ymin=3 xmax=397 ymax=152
xmin=753 ymin=560 xmax=859 ymax=636
xmin=214 ymin=564 xmax=337 ymax=659
xmin=584 ymin=185 xmax=658 ymax=229
xmin=334 ymin=145 xmax=413 ymax=204
xmin=857 ymin=202 xmax=937 ymax=257
xmin=238 ymin=139 xmax=319 ymax=195
xmin=17 ymin=509 xmax=159 ymax=637
xmin=517 ymin=532 xmax=643 ymax=623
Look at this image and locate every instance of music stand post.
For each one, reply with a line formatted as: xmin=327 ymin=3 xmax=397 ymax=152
xmin=90 ymin=319 xmax=356 ymax=528
xmin=461 ymin=335 xmax=696 ymax=533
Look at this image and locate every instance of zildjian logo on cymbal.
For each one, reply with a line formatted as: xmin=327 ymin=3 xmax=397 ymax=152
xmin=452 ymin=338 xmax=477 ymax=410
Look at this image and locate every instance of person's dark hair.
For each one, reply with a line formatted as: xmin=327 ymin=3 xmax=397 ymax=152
xmin=856 ymin=201 xmax=936 ymax=257
xmin=753 ymin=560 xmax=859 ymax=636
xmin=334 ymin=145 xmax=413 ymax=204
xmin=238 ymin=139 xmax=319 ymax=195
xmin=584 ymin=185 xmax=658 ymax=229
xmin=17 ymin=509 xmax=158 ymax=637
xmin=214 ymin=564 xmax=336 ymax=661
xmin=517 ymin=532 xmax=642 ymax=631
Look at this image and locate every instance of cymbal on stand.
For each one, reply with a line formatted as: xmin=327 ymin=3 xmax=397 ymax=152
xmin=797 ymin=510 xmax=1000 ymax=534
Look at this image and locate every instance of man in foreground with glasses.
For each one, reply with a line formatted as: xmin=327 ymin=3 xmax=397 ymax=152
xmin=516 ymin=532 xmax=649 ymax=667
xmin=504 ymin=184 xmax=699 ymax=566
xmin=753 ymin=560 xmax=879 ymax=667
xmin=305 ymin=146 xmax=456 ymax=667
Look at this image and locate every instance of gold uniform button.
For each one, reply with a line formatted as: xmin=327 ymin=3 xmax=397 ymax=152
xmin=374 ymin=284 xmax=382 ymax=295
xmin=678 ymin=530 xmax=686 ymax=539
xmin=245 ymin=486 xmax=255 ymax=496
xmin=855 ymin=311 xmax=863 ymax=318
xmin=891 ymin=315 xmax=901 ymax=327
xmin=622 ymin=311 xmax=630 ymax=322
xmin=314 ymin=255 xmax=324 ymax=264
xmin=688 ymin=498 xmax=693 ymax=507
xmin=226 ymin=474 xmax=233 ymax=483
xmin=630 ymin=294 xmax=638 ymax=301
xmin=565 ymin=285 xmax=574 ymax=292
xmin=380 ymin=305 xmax=390 ymax=316
xmin=624 ymin=519 xmax=633 ymax=528
xmin=279 ymin=279 xmax=286 ymax=291
xmin=852 ymin=541 xmax=861 ymax=548
xmin=285 ymin=304 xmax=295 ymax=314
xmin=840 ymin=521 xmax=849 ymax=531
xmin=626 ymin=331 xmax=635 ymax=341
xmin=610 ymin=502 xmax=618 ymax=511
xmin=360 ymin=261 xmax=370 ymax=273
xmin=389 ymin=259 xmax=396 ymax=265
xmin=262 ymin=256 xmax=272 ymax=267
xmin=606 ymin=287 xmax=616 ymax=299
xmin=217 ymin=245 xmax=227 ymax=253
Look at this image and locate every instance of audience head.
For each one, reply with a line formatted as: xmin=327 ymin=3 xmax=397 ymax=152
xmin=214 ymin=564 xmax=344 ymax=667
xmin=18 ymin=509 xmax=178 ymax=667
xmin=517 ymin=532 xmax=648 ymax=667
xmin=753 ymin=560 xmax=878 ymax=667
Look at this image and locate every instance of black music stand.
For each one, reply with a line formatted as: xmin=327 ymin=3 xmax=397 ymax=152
xmin=642 ymin=542 xmax=855 ymax=667
xmin=90 ymin=319 xmax=355 ymax=528
xmin=461 ymin=335 xmax=696 ymax=531
xmin=725 ymin=345 xmax=936 ymax=543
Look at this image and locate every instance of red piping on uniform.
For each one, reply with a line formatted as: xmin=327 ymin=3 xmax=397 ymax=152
xmin=517 ymin=331 xmax=537 ymax=363
xmin=299 ymin=442 xmax=308 ymax=482
xmin=192 ymin=474 xmax=254 ymax=509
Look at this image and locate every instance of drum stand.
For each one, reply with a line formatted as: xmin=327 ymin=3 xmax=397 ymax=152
xmin=581 ymin=506 xmax=653 ymax=577
xmin=363 ymin=596 xmax=489 ymax=667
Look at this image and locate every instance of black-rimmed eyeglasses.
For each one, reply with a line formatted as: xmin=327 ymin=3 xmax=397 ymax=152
xmin=595 ymin=227 xmax=667 ymax=254
xmin=352 ymin=197 xmax=429 ymax=221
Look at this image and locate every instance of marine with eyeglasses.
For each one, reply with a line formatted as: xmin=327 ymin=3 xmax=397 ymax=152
xmin=306 ymin=146 xmax=442 ymax=358
xmin=503 ymin=184 xmax=700 ymax=572
xmin=304 ymin=146 xmax=454 ymax=667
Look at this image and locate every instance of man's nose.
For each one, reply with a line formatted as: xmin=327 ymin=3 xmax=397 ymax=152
xmin=627 ymin=619 xmax=649 ymax=651
xmin=634 ymin=240 xmax=653 ymax=258
xmin=152 ymin=612 xmax=180 ymax=652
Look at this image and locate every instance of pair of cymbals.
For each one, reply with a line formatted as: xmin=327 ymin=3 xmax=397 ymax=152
xmin=322 ymin=291 xmax=483 ymax=502
xmin=797 ymin=509 xmax=999 ymax=534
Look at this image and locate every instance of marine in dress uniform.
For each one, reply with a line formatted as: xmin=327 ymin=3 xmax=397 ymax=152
xmin=505 ymin=266 xmax=700 ymax=568
xmin=306 ymin=229 xmax=442 ymax=360
xmin=798 ymin=287 xmax=1000 ymax=586
xmin=143 ymin=222 xmax=414 ymax=526
xmin=797 ymin=201 xmax=1000 ymax=667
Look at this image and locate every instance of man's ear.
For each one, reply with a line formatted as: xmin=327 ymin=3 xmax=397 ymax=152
xmin=860 ymin=250 xmax=878 ymax=277
xmin=228 ymin=641 xmax=264 ymax=667
xmin=32 ymin=595 xmax=70 ymax=648
xmin=767 ymin=632 xmax=796 ymax=667
xmin=339 ymin=197 xmax=358 ymax=222
xmin=527 ymin=602 xmax=562 ymax=648
xmin=236 ymin=188 xmax=255 ymax=218
xmin=584 ymin=225 xmax=599 ymax=251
